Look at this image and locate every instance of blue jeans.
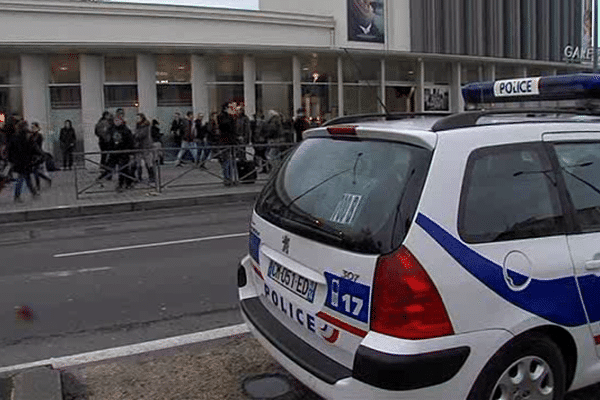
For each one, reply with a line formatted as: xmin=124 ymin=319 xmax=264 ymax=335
xmin=197 ymin=140 xmax=211 ymax=163
xmin=14 ymin=172 xmax=37 ymax=199
xmin=176 ymin=141 xmax=198 ymax=163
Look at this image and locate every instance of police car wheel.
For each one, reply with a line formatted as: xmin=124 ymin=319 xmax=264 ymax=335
xmin=467 ymin=334 xmax=566 ymax=400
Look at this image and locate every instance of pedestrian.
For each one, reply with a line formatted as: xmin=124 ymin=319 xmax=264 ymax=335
xmin=29 ymin=122 xmax=52 ymax=190
xmin=217 ymin=102 xmax=236 ymax=186
xmin=95 ymin=111 xmax=113 ymax=179
xmin=236 ymin=106 xmax=251 ymax=145
xmin=169 ymin=111 xmax=185 ymax=150
xmin=265 ymin=109 xmax=283 ymax=172
xmin=193 ymin=113 xmax=210 ymax=168
xmin=112 ymin=115 xmax=135 ymax=191
xmin=252 ymin=113 xmax=268 ymax=173
xmin=133 ymin=113 xmax=155 ymax=184
xmin=293 ymin=108 xmax=310 ymax=143
xmin=151 ymin=119 xmax=164 ymax=165
xmin=7 ymin=120 xmax=38 ymax=202
xmin=59 ymin=119 xmax=76 ymax=170
xmin=174 ymin=111 xmax=197 ymax=167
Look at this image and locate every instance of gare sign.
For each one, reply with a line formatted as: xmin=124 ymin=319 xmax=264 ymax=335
xmin=564 ymin=45 xmax=595 ymax=62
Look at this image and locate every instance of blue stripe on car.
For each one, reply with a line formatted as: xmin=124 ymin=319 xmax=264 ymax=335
xmin=415 ymin=213 xmax=588 ymax=327
xmin=249 ymin=230 xmax=260 ymax=263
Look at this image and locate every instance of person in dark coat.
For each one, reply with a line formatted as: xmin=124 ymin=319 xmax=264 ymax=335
xmin=29 ymin=122 xmax=52 ymax=190
xmin=7 ymin=120 xmax=38 ymax=202
xmin=217 ymin=102 xmax=236 ymax=186
xmin=151 ymin=119 xmax=164 ymax=165
xmin=293 ymin=108 xmax=310 ymax=143
xmin=59 ymin=119 xmax=76 ymax=170
xmin=112 ymin=116 xmax=135 ymax=191
xmin=95 ymin=112 xmax=113 ymax=179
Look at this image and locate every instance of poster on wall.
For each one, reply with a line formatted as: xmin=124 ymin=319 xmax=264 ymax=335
xmin=348 ymin=0 xmax=384 ymax=43
xmin=424 ymin=87 xmax=449 ymax=112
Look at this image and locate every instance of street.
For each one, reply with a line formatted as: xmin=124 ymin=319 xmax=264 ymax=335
xmin=0 ymin=201 xmax=253 ymax=367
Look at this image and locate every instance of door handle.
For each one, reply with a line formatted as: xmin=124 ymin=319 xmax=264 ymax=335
xmin=585 ymin=260 xmax=600 ymax=270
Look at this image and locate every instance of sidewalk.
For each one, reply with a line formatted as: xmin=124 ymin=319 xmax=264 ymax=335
xmin=0 ymin=160 xmax=264 ymax=224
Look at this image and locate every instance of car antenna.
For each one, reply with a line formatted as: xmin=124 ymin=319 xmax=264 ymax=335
xmin=342 ymin=48 xmax=390 ymax=116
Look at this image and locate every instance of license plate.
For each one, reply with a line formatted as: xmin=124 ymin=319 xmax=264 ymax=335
xmin=267 ymin=260 xmax=317 ymax=303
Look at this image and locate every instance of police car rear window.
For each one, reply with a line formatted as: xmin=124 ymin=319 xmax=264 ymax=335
xmin=255 ymin=137 xmax=432 ymax=254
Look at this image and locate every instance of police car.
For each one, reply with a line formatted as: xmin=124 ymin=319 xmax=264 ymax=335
xmin=238 ymin=74 xmax=600 ymax=399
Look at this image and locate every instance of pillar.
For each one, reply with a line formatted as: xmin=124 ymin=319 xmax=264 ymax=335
xmin=136 ymin=53 xmax=157 ymax=120
xmin=80 ymin=54 xmax=104 ymax=163
xmin=21 ymin=54 xmax=49 ymax=139
xmin=191 ymin=55 xmax=209 ymax=118
xmin=292 ymin=55 xmax=301 ymax=118
xmin=243 ymin=55 xmax=256 ymax=118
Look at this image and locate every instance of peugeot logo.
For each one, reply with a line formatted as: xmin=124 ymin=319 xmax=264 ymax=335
xmin=282 ymin=235 xmax=290 ymax=254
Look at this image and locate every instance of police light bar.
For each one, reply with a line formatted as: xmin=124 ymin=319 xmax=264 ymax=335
xmin=462 ymin=73 xmax=600 ymax=104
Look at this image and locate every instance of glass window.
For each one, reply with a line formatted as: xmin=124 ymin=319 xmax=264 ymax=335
xmin=255 ymin=137 xmax=432 ymax=254
xmin=424 ymin=62 xmax=450 ymax=84
xmin=424 ymin=87 xmax=449 ymax=111
xmin=49 ymin=54 xmax=80 ymax=84
xmin=554 ymin=142 xmax=600 ymax=233
xmin=386 ymin=59 xmax=416 ymax=83
xmin=301 ymin=84 xmax=338 ymax=123
xmin=210 ymin=54 xmax=243 ymax=83
xmin=495 ymin=64 xmax=522 ymax=80
xmin=527 ymin=66 xmax=555 ymax=77
xmin=344 ymin=86 xmax=379 ymax=115
xmin=0 ymin=56 xmax=20 ymax=85
xmin=0 ymin=87 xmax=22 ymax=116
xmin=104 ymin=85 xmax=138 ymax=108
xmin=256 ymin=84 xmax=292 ymax=120
xmin=209 ymin=84 xmax=244 ymax=113
xmin=461 ymin=63 xmax=482 ymax=85
xmin=156 ymin=55 xmax=190 ymax=83
xmin=157 ymin=84 xmax=192 ymax=107
xmin=50 ymin=86 xmax=81 ymax=109
xmin=343 ymin=57 xmax=380 ymax=82
xmin=385 ymin=86 xmax=415 ymax=112
xmin=256 ymin=56 xmax=292 ymax=82
xmin=459 ymin=143 xmax=564 ymax=243
xmin=299 ymin=54 xmax=337 ymax=83
xmin=105 ymin=56 xmax=137 ymax=83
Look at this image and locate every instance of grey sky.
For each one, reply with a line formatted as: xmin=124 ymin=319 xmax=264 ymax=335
xmin=107 ymin=0 xmax=259 ymax=10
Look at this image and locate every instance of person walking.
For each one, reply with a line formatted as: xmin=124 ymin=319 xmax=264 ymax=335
xmin=29 ymin=122 xmax=52 ymax=190
xmin=217 ymin=102 xmax=236 ymax=186
xmin=265 ymin=109 xmax=283 ymax=173
xmin=174 ymin=111 xmax=197 ymax=167
xmin=293 ymin=108 xmax=310 ymax=143
xmin=112 ymin=115 xmax=135 ymax=191
xmin=151 ymin=119 xmax=164 ymax=165
xmin=193 ymin=113 xmax=210 ymax=168
xmin=59 ymin=119 xmax=76 ymax=170
xmin=7 ymin=120 xmax=38 ymax=202
xmin=95 ymin=111 xmax=113 ymax=179
xmin=133 ymin=113 xmax=155 ymax=184
xmin=169 ymin=111 xmax=185 ymax=151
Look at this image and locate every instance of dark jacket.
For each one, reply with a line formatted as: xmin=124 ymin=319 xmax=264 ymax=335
xmin=111 ymin=123 xmax=134 ymax=163
xmin=8 ymin=131 xmax=38 ymax=174
xmin=60 ymin=127 xmax=76 ymax=151
xmin=217 ymin=111 xmax=236 ymax=145
xmin=170 ymin=118 xmax=185 ymax=144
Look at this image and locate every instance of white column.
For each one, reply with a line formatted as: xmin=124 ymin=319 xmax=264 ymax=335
xmin=243 ymin=55 xmax=256 ymax=118
xmin=485 ymin=64 xmax=496 ymax=81
xmin=415 ymin=59 xmax=425 ymax=113
xmin=337 ymin=56 xmax=344 ymax=116
xmin=136 ymin=53 xmax=156 ymax=120
xmin=21 ymin=54 xmax=49 ymax=134
xmin=191 ymin=55 xmax=209 ymax=117
xmin=292 ymin=55 xmax=301 ymax=118
xmin=380 ymin=58 xmax=386 ymax=113
xmin=80 ymin=54 xmax=104 ymax=163
xmin=451 ymin=62 xmax=463 ymax=113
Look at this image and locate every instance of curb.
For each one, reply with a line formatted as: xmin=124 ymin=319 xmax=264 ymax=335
xmin=0 ymin=190 xmax=260 ymax=224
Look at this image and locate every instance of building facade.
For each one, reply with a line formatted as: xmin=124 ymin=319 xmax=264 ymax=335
xmin=0 ymin=0 xmax=592 ymax=156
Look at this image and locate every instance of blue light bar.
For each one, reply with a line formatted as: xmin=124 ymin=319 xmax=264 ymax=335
xmin=462 ymin=73 xmax=600 ymax=104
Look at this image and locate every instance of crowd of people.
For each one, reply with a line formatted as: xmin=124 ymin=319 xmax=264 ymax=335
xmin=0 ymin=102 xmax=316 ymax=202
xmin=0 ymin=114 xmax=69 ymax=203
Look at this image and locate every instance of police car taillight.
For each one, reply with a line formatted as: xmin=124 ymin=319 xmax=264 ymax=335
xmin=326 ymin=126 xmax=357 ymax=135
xmin=371 ymin=246 xmax=453 ymax=340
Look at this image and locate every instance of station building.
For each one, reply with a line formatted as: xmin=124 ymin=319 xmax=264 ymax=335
xmin=0 ymin=0 xmax=593 ymax=156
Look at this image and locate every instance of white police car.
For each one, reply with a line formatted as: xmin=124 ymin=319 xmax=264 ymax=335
xmin=238 ymin=74 xmax=600 ymax=399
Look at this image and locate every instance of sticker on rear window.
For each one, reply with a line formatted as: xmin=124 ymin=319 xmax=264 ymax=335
xmin=330 ymin=194 xmax=362 ymax=224
xmin=324 ymin=272 xmax=370 ymax=323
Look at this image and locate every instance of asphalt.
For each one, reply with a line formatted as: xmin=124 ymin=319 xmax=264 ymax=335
xmin=0 ymin=160 xmax=288 ymax=400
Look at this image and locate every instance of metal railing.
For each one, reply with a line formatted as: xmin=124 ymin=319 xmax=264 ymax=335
xmin=73 ymin=142 xmax=296 ymax=199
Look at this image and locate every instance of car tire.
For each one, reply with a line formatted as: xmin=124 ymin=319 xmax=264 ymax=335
xmin=467 ymin=333 xmax=566 ymax=400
